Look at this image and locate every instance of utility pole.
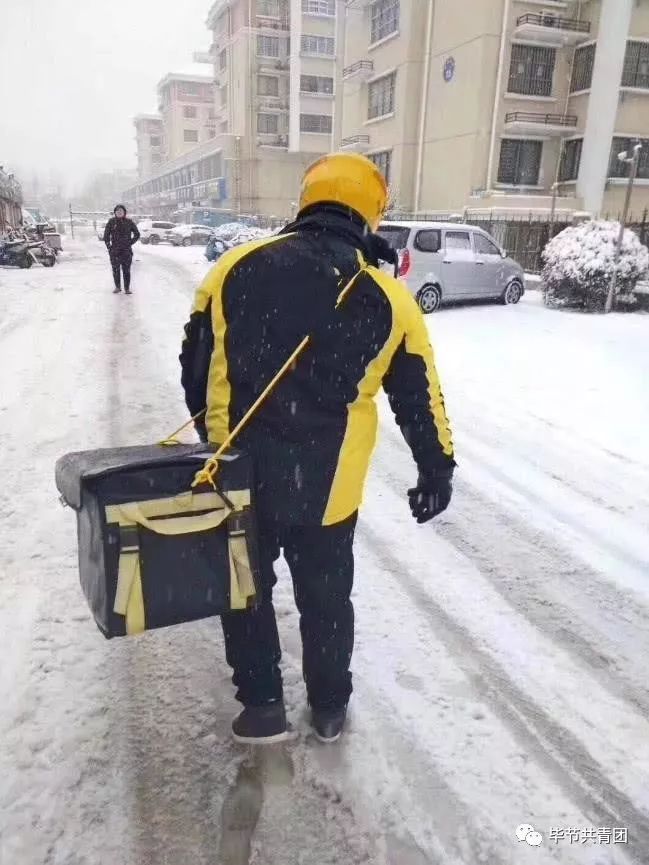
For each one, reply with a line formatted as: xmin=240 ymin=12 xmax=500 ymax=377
xmin=548 ymin=182 xmax=559 ymax=241
xmin=605 ymin=142 xmax=642 ymax=313
xmin=69 ymin=203 xmax=75 ymax=239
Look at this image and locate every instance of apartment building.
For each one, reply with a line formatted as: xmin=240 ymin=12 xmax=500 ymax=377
xmin=157 ymin=73 xmax=217 ymax=161
xmin=134 ymin=114 xmax=164 ymax=180
xmin=125 ymin=1 xmax=338 ymax=219
xmin=340 ymin=0 xmax=649 ymax=217
xmin=205 ymin=0 xmax=337 ymax=214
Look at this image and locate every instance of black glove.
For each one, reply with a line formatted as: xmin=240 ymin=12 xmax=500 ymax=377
xmin=407 ymin=469 xmax=454 ymax=524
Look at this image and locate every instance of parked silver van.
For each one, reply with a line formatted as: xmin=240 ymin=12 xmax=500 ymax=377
xmin=378 ymin=221 xmax=525 ymax=313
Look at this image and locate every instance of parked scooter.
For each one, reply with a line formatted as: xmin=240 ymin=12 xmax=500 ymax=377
xmin=27 ymin=238 xmax=56 ymax=267
xmin=0 ymin=234 xmax=36 ymax=268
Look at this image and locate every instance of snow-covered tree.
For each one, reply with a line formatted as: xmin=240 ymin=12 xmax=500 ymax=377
xmin=542 ymin=220 xmax=649 ymax=312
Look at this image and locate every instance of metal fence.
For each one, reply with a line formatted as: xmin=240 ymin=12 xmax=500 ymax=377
xmin=384 ymin=208 xmax=649 ymax=274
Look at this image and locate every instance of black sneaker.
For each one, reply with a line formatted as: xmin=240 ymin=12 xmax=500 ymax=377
xmin=312 ymin=706 xmax=347 ymax=743
xmin=112 ymin=287 xmax=121 ymax=294
xmin=232 ymin=702 xmax=295 ymax=745
xmin=124 ymin=288 xmax=132 ymax=295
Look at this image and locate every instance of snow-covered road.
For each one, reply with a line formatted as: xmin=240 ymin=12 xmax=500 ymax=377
xmin=1 ymin=233 xmax=648 ymax=865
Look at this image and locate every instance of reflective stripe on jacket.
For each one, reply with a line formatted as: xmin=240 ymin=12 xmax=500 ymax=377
xmin=180 ymin=211 xmax=454 ymax=525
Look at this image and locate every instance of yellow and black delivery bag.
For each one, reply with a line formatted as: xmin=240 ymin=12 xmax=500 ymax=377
xmin=55 ymin=443 xmax=260 ymax=639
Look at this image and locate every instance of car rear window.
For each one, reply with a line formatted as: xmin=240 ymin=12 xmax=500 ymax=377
xmin=377 ymin=225 xmax=411 ymax=250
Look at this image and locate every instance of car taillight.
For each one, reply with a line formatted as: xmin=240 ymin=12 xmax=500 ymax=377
xmin=398 ymin=248 xmax=411 ymax=277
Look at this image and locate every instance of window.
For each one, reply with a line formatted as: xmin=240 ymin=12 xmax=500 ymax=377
xmin=220 ymin=86 xmax=228 ymax=106
xmin=445 ymin=231 xmax=471 ymax=250
xmin=258 ymin=113 xmax=279 ymax=134
xmin=508 ymin=44 xmax=555 ymax=96
xmin=220 ymin=121 xmax=229 ymax=133
xmin=497 ymin=139 xmax=542 ymax=185
xmin=558 ymin=138 xmax=583 ymax=181
xmin=179 ymin=82 xmax=200 ymax=96
xmin=609 ymin=137 xmax=649 ymax=179
xmin=257 ymin=35 xmax=280 ymax=56
xmin=258 ymin=0 xmax=280 ymax=14
xmin=570 ymin=44 xmax=595 ymax=93
xmin=300 ymin=74 xmax=333 ymax=94
xmin=258 ymin=75 xmax=280 ymax=96
xmin=183 ymin=105 xmax=197 ymax=118
xmin=369 ymin=150 xmax=391 ymax=184
xmin=473 ymin=234 xmax=501 ymax=256
xmin=208 ymin=108 xmax=217 ymax=120
xmin=414 ymin=230 xmax=441 ymax=253
xmin=377 ymin=225 xmax=410 ymax=249
xmin=622 ymin=41 xmax=649 ymax=89
xmin=150 ymin=135 xmax=161 ymax=146
xmin=368 ymin=72 xmax=395 ymax=120
xmin=370 ymin=0 xmax=399 ymax=44
xmin=301 ymin=35 xmax=335 ymax=56
xmin=302 ymin=0 xmax=335 ymax=15
xmin=300 ymin=113 xmax=332 ymax=133
xmin=219 ymin=49 xmax=227 ymax=70
xmin=184 ymin=129 xmax=199 ymax=142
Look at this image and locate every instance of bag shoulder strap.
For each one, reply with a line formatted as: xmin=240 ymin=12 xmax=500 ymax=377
xmin=192 ymin=263 xmax=368 ymax=489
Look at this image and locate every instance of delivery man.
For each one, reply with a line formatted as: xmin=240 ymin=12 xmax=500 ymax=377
xmin=180 ymin=153 xmax=455 ymax=744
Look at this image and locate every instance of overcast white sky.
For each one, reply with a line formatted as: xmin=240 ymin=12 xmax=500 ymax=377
xmin=0 ymin=0 xmax=212 ymax=192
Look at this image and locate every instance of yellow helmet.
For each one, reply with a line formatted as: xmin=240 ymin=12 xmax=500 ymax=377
xmin=299 ymin=152 xmax=388 ymax=231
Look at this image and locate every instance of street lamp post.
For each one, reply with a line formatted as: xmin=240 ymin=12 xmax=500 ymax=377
xmin=548 ymin=181 xmax=560 ymax=241
xmin=605 ymin=142 xmax=642 ymax=313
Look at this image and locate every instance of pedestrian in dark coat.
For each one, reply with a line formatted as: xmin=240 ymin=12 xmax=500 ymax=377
xmin=103 ymin=204 xmax=140 ymax=294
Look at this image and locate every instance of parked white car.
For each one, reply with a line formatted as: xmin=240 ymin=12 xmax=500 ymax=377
xmin=169 ymin=224 xmax=215 ymax=247
xmin=138 ymin=220 xmax=176 ymax=245
xmin=378 ymin=221 xmax=525 ymax=313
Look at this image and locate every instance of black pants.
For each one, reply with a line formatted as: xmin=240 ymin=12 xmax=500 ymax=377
xmin=220 ymin=513 xmax=357 ymax=710
xmin=110 ymin=249 xmax=132 ymax=290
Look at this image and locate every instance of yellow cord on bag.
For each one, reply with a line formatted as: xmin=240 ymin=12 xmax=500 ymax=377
xmin=159 ymin=265 xmax=367 ymax=486
xmin=192 ymin=335 xmax=310 ymax=488
xmin=159 ymin=408 xmax=207 ymax=446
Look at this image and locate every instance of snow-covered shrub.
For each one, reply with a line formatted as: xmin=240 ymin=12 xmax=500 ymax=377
xmin=542 ymin=220 xmax=649 ymax=312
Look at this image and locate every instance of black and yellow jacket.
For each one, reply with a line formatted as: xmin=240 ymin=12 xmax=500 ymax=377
xmin=180 ymin=207 xmax=454 ymax=526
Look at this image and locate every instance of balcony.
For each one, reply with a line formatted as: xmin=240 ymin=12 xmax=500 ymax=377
xmin=343 ymin=59 xmax=374 ymax=81
xmin=340 ymin=134 xmax=370 ymax=153
xmin=258 ymin=135 xmax=289 ymax=149
xmin=504 ymin=111 xmax=578 ymax=136
xmin=257 ymin=96 xmax=290 ymax=111
xmin=514 ymin=13 xmax=591 ymax=45
xmin=258 ymin=58 xmax=291 ymax=74
xmin=256 ymin=15 xmax=290 ymax=31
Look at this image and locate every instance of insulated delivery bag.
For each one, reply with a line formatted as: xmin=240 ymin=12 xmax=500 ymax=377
xmin=55 ymin=443 xmax=260 ymax=638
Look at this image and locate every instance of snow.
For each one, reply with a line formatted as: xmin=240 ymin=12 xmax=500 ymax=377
xmin=1 ymin=230 xmax=648 ymax=864
xmin=542 ymin=220 xmax=649 ymax=288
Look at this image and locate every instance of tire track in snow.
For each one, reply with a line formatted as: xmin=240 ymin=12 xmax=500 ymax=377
xmin=358 ymin=521 xmax=649 ymax=862
xmin=377 ymin=422 xmax=649 ymax=716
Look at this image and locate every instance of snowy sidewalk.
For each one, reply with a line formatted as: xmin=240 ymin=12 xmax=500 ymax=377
xmin=0 ymin=236 xmax=648 ymax=865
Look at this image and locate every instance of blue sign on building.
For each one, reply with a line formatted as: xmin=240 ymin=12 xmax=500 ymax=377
xmin=443 ymin=57 xmax=456 ymax=83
